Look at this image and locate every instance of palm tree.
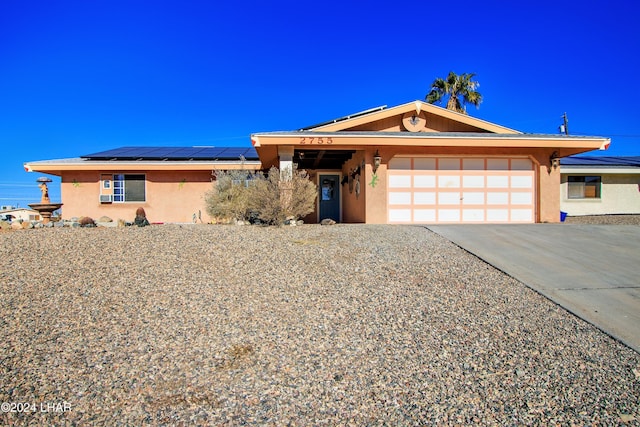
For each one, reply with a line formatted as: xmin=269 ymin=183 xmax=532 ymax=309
xmin=426 ymin=71 xmax=482 ymax=114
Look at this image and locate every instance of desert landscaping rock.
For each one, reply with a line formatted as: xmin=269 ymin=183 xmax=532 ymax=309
xmin=0 ymin=224 xmax=638 ymax=425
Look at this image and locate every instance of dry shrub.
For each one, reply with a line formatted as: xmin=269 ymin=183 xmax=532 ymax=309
xmin=205 ymin=169 xmax=259 ymax=222
xmin=205 ymin=166 xmax=317 ymax=225
xmin=249 ymin=166 xmax=316 ymax=225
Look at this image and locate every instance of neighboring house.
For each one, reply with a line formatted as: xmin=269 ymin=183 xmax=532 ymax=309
xmin=0 ymin=207 xmax=41 ymax=222
xmin=560 ymin=156 xmax=640 ymax=216
xmin=25 ymin=101 xmax=610 ymax=224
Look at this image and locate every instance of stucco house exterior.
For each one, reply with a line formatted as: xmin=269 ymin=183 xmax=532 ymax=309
xmin=24 ymin=147 xmax=261 ymax=223
xmin=560 ymin=156 xmax=640 ymax=216
xmin=25 ymin=101 xmax=610 ymax=224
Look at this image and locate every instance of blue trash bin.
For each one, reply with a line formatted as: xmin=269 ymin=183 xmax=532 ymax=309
xmin=560 ymin=211 xmax=567 ymax=222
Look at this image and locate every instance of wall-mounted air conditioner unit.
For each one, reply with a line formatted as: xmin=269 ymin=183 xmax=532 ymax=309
xmin=99 ymin=195 xmax=113 ymax=203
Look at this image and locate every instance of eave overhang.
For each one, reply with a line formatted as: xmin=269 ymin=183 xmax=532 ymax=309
xmin=251 ymin=131 xmax=611 ymax=151
xmin=24 ymin=159 xmax=262 ymax=176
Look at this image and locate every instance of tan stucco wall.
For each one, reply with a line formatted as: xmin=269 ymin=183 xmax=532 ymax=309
xmin=533 ymin=153 xmax=561 ymax=222
xmin=341 ymin=151 xmax=366 ymax=223
xmin=561 ymin=173 xmax=640 ymax=215
xmin=60 ymin=170 xmax=216 ymax=223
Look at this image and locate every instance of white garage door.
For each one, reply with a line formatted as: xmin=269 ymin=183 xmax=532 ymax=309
xmin=388 ymin=157 xmax=535 ymax=224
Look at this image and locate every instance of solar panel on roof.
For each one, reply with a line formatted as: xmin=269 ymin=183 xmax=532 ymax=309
xmin=81 ymin=146 xmax=259 ymax=161
xmin=218 ymin=147 xmax=250 ymax=158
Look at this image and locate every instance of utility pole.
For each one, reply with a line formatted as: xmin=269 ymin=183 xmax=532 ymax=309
xmin=559 ymin=112 xmax=569 ymax=135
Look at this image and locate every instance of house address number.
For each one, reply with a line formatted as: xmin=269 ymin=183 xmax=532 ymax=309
xmin=299 ymin=137 xmax=333 ymax=145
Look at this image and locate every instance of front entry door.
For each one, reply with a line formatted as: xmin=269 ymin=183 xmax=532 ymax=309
xmin=319 ymin=174 xmax=340 ymax=222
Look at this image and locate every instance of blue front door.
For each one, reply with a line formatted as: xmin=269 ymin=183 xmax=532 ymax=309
xmin=319 ymin=174 xmax=340 ymax=222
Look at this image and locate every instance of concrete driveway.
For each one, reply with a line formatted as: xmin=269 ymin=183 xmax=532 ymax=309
xmin=426 ymin=224 xmax=640 ymax=353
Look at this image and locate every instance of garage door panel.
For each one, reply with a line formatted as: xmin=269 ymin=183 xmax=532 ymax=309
xmin=511 ymin=209 xmax=533 ymax=222
xmin=388 ymin=157 xmax=534 ymax=224
xmin=511 ymin=159 xmax=533 ymax=170
xmin=463 ymin=209 xmax=485 ymax=222
xmin=413 ymin=175 xmax=436 ymax=188
xmin=438 ymin=192 xmax=461 ymax=205
xmin=462 ymin=192 xmax=484 ymax=205
xmin=463 ymin=158 xmax=485 ymax=170
xmin=389 ymin=192 xmax=411 ymax=205
xmin=438 ymin=175 xmax=460 ymax=188
xmin=389 ymin=209 xmax=411 ymax=222
xmin=487 ymin=175 xmax=509 ymax=188
xmin=389 ymin=157 xmax=412 ymax=170
xmin=487 ymin=209 xmax=509 ymax=221
xmin=414 ymin=158 xmax=436 ymax=170
xmin=438 ymin=209 xmax=460 ymax=222
xmin=487 ymin=159 xmax=509 ymax=170
xmin=439 ymin=158 xmax=461 ymax=170
xmin=487 ymin=192 xmax=509 ymax=205
xmin=511 ymin=192 xmax=532 ymax=205
xmin=414 ymin=209 xmax=436 ymax=222
xmin=463 ymin=175 xmax=485 ymax=188
xmin=389 ymin=175 xmax=411 ymax=188
xmin=511 ymin=175 xmax=533 ymax=188
xmin=414 ymin=192 xmax=436 ymax=205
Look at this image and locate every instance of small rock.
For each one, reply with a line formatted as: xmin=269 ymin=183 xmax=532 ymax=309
xmin=79 ymin=217 xmax=96 ymax=227
xmin=98 ymin=216 xmax=113 ymax=223
xmin=134 ymin=207 xmax=150 ymax=227
xmin=320 ymin=218 xmax=336 ymax=225
xmin=620 ymin=414 xmax=636 ymax=423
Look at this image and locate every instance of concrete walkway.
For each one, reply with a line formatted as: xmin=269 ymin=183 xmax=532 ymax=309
xmin=426 ymin=224 xmax=640 ymax=353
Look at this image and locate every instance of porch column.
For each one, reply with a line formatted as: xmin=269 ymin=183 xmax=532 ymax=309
xmin=278 ymin=145 xmax=294 ymax=180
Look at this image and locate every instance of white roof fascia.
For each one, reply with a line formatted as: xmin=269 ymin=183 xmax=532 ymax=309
xmin=561 ymin=167 xmax=640 ymax=174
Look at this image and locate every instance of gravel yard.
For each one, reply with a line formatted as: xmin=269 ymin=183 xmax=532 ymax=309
xmin=564 ymin=214 xmax=640 ymax=225
xmin=1 ymin=224 xmax=638 ymax=426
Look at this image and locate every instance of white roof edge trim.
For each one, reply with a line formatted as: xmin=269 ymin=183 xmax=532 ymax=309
xmin=24 ymin=160 xmax=261 ymax=167
xmin=252 ymin=132 xmax=609 ymax=141
xmin=561 ymin=167 xmax=640 ymax=174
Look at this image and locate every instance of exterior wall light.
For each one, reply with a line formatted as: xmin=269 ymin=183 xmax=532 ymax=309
xmin=549 ymin=151 xmax=560 ymax=173
xmin=373 ymin=150 xmax=382 ymax=174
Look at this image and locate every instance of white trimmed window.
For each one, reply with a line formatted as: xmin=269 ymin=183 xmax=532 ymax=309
xmin=568 ymin=176 xmax=601 ymax=199
xmin=113 ymin=174 xmax=146 ymax=202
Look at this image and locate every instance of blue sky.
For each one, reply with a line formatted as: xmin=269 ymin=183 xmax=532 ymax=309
xmin=1 ymin=0 xmax=639 ymax=208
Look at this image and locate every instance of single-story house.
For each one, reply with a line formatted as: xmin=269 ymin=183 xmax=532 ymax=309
xmin=25 ymin=101 xmax=610 ymax=224
xmin=560 ymin=156 xmax=640 ymax=216
xmin=0 ymin=207 xmax=42 ymax=222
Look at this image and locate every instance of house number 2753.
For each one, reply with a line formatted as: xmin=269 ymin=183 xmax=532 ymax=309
xmin=299 ymin=137 xmax=333 ymax=145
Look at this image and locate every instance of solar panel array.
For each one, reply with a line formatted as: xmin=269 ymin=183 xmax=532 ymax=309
xmin=561 ymin=156 xmax=640 ymax=167
xmin=81 ymin=146 xmax=259 ymax=161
